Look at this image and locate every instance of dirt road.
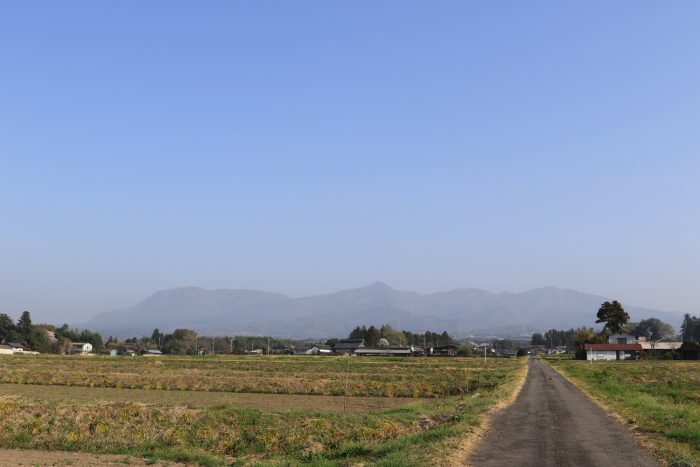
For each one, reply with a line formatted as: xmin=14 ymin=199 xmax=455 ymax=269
xmin=468 ymin=357 xmax=660 ymax=467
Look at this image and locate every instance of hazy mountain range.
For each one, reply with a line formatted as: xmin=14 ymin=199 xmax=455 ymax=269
xmin=81 ymin=282 xmax=683 ymax=339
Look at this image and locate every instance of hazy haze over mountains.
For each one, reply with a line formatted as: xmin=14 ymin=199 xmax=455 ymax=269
xmin=83 ymin=283 xmax=683 ymax=339
xmin=3 ymin=4 xmax=698 ymax=328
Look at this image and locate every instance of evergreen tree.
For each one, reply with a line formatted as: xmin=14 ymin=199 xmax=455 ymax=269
xmin=366 ymin=326 xmax=380 ymax=346
xmin=0 ymin=313 xmax=15 ymax=343
xmin=681 ymin=314 xmax=699 ymax=343
xmin=531 ymin=332 xmax=547 ymax=346
xmin=17 ymin=310 xmax=32 ymax=340
xmin=595 ymin=301 xmax=630 ymax=334
xmin=348 ymin=326 xmax=363 ymax=339
xmin=440 ymin=330 xmax=453 ymax=344
xmin=151 ymin=328 xmax=163 ymax=348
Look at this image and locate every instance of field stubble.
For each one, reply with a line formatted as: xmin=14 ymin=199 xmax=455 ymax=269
xmin=0 ymin=355 xmax=525 ymax=466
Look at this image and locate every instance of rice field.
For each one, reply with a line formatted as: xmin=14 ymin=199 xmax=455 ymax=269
xmin=0 ymin=354 xmax=526 ymax=466
xmin=0 ymin=354 xmax=511 ymax=397
xmin=0 ymin=383 xmax=419 ymax=413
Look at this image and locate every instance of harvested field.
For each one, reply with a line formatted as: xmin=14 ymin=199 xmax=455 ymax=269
xmin=0 ymin=355 xmax=503 ymax=398
xmin=0 ymin=383 xmax=424 ymax=413
xmin=0 ymin=355 xmax=526 ymax=465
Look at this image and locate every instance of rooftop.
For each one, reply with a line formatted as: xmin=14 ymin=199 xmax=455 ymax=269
xmin=583 ymin=344 xmax=643 ymax=351
xmin=335 ymin=339 xmax=365 ymax=349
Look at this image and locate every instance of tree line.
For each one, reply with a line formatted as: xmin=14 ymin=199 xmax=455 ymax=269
xmin=0 ymin=311 xmax=104 ymax=353
xmin=114 ymin=328 xmax=299 ymax=355
xmin=681 ymin=314 xmax=700 ymax=343
xmin=347 ymin=324 xmax=453 ymax=348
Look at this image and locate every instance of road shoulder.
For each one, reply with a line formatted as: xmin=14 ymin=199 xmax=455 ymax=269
xmin=543 ymin=359 xmax=669 ymax=467
xmin=448 ymin=357 xmax=530 ymax=466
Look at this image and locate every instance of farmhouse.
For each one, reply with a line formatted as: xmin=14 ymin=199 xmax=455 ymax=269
xmin=428 ymin=344 xmax=458 ymax=356
xmin=334 ymin=339 xmax=365 ymax=355
xmin=7 ymin=342 xmax=25 ymax=353
xmin=354 ymin=345 xmax=423 ymax=357
xmin=638 ymin=339 xmax=682 ymax=358
xmin=294 ymin=344 xmax=333 ymax=356
xmin=584 ymin=343 xmax=642 ymax=361
xmin=101 ymin=348 xmax=118 ymax=356
xmin=679 ymin=342 xmax=700 ymax=360
xmin=0 ymin=344 xmax=15 ymax=355
xmin=69 ymin=342 xmax=93 ymax=354
xmin=547 ymin=346 xmax=568 ymax=355
xmin=608 ymin=333 xmax=637 ymax=344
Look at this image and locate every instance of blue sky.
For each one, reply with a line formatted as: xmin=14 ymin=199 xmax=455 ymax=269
xmin=1 ymin=1 xmax=698 ymax=323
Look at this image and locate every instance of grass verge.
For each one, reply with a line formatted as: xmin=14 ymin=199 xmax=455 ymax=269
xmin=545 ymin=359 xmax=699 ymax=467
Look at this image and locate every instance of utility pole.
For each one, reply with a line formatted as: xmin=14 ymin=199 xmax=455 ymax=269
xmin=463 ymin=360 xmax=470 ymax=398
xmin=230 ymin=337 xmax=234 ymax=354
xmin=343 ymin=355 xmax=350 ymax=414
xmin=267 ymin=336 xmax=270 ymax=355
xmin=212 ymin=336 xmax=215 ymax=354
xmin=466 ymin=367 xmax=469 ymax=396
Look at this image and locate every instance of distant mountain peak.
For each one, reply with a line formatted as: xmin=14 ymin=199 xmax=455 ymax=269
xmin=363 ymin=281 xmax=393 ymax=290
xmin=83 ymin=284 xmax=682 ymax=339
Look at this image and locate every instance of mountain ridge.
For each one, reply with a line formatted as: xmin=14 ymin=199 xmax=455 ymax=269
xmin=82 ymin=283 xmax=683 ymax=339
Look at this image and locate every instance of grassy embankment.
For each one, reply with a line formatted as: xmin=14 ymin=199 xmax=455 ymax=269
xmin=0 ymin=355 xmax=526 ymax=466
xmin=546 ymin=359 xmax=699 ymax=467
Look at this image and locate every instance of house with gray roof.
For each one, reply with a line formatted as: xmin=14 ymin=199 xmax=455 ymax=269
xmin=334 ymin=339 xmax=365 ymax=355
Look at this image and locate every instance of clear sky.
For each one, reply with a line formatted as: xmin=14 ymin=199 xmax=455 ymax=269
xmin=1 ymin=1 xmax=698 ymax=324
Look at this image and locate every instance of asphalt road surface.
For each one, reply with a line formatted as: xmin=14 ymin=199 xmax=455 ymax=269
xmin=469 ymin=357 xmax=660 ymax=467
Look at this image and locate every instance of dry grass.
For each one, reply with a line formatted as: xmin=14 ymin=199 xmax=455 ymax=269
xmin=448 ymin=355 xmax=530 ymax=466
xmin=0 ymin=383 xmax=424 ymax=413
xmin=0 ymin=354 xmax=509 ymax=398
xmin=0 ymin=355 xmax=526 ymax=466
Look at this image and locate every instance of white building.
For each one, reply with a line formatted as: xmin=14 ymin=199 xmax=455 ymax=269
xmin=584 ymin=343 xmax=642 ymax=361
xmin=608 ymin=334 xmax=637 ymax=344
xmin=69 ymin=342 xmax=93 ymax=354
xmin=0 ymin=343 xmax=29 ymax=355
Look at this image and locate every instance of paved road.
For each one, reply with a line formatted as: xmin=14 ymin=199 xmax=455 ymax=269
xmin=469 ymin=357 xmax=660 ymax=467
